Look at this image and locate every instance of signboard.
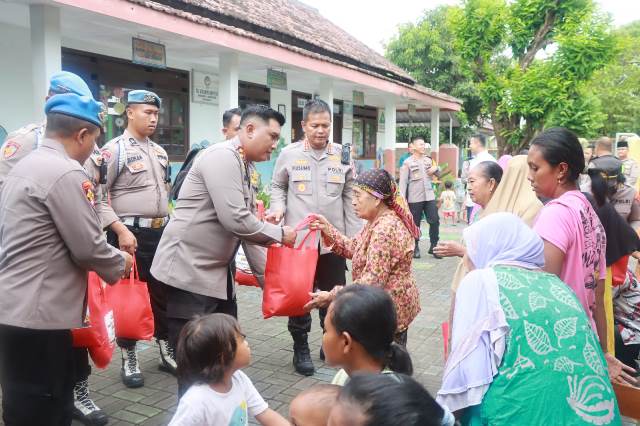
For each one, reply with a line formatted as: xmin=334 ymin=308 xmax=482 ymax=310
xmin=378 ymin=109 xmax=386 ymax=133
xmin=343 ymin=101 xmax=353 ymax=129
xmin=333 ymin=103 xmax=341 ymax=115
xmin=132 ymin=37 xmax=166 ymax=68
xmin=297 ymin=97 xmax=308 ymax=109
xmin=192 ymin=71 xmax=218 ymax=105
xmin=267 ymin=69 xmax=287 ymax=90
xmin=353 ymin=90 xmax=364 ymax=106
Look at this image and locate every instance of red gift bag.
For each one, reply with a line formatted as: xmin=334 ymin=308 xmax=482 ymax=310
xmin=107 ymin=257 xmax=155 ymax=340
xmin=262 ymin=218 xmax=319 ymax=319
xmin=612 ymin=255 xmax=630 ymax=286
xmin=71 ymin=272 xmax=116 ymax=369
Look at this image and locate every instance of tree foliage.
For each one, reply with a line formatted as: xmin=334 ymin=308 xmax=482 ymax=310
xmin=454 ymin=0 xmax=617 ymax=153
xmin=583 ymin=21 xmax=640 ymax=136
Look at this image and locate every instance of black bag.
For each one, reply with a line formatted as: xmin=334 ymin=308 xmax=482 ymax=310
xmin=171 ymin=146 xmax=204 ymax=200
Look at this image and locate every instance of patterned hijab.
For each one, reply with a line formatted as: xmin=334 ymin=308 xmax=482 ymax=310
xmin=355 ymin=168 xmax=420 ymax=239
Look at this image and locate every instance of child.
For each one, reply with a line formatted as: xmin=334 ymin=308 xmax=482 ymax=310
xmin=169 ymin=314 xmax=289 ymax=426
xmin=328 ymin=373 xmax=455 ymax=426
xmin=289 ymin=384 xmax=340 ymax=426
xmin=454 ymin=170 xmax=466 ymax=223
xmin=322 ymin=285 xmax=413 ymax=386
xmin=440 ymin=181 xmax=457 ymax=226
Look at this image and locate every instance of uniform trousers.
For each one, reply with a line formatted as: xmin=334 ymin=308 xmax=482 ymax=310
xmin=161 ymin=267 xmax=237 ymax=397
xmin=0 ymin=325 xmax=74 ymax=426
xmin=409 ymin=200 xmax=440 ymax=246
xmin=107 ymin=225 xmax=169 ymax=348
xmin=288 ymin=253 xmax=347 ymax=334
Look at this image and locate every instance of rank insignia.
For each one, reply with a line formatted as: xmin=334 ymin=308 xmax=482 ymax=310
xmin=297 ymin=183 xmax=306 ymax=192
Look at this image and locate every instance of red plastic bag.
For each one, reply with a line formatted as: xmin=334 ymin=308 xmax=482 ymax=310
xmin=612 ymin=255 xmax=630 ymax=286
xmin=262 ymin=219 xmax=319 ymax=318
xmin=71 ymin=272 xmax=116 ymax=369
xmin=107 ymin=258 xmax=155 ymax=340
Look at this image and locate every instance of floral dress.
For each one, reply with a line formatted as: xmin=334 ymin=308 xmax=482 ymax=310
xmin=324 ymin=210 xmax=421 ymax=332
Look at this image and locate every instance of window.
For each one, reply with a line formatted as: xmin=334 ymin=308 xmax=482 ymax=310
xmin=62 ymin=48 xmax=189 ymax=160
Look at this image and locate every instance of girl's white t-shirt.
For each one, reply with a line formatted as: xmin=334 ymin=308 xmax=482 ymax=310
xmin=168 ymin=371 xmax=268 ymax=426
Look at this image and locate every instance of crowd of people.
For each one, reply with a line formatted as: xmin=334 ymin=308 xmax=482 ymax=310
xmin=0 ymin=69 xmax=639 ymax=426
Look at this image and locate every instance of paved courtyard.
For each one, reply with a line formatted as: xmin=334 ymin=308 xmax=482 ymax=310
xmin=1 ymin=223 xmax=464 ymax=426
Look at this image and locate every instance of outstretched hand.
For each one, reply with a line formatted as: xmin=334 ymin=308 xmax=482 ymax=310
xmin=605 ymin=353 xmax=638 ymax=386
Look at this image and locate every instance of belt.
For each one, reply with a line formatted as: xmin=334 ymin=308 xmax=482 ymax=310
xmin=121 ymin=216 xmax=169 ymax=229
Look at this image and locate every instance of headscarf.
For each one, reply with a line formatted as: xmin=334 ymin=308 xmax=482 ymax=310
xmin=480 ymin=155 xmax=543 ymax=226
xmin=355 ymin=168 xmax=420 ymax=239
xmin=464 ymin=212 xmax=544 ymax=270
xmin=438 ymin=213 xmax=543 ymax=411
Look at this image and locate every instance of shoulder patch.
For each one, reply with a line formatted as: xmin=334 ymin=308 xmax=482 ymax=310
xmin=82 ymin=180 xmax=96 ymax=206
xmin=2 ymin=141 xmax=21 ymax=159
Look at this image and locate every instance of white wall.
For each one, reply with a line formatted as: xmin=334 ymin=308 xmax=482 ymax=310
xmin=0 ymin=23 xmax=35 ymax=132
xmin=269 ymin=88 xmax=291 ymax=144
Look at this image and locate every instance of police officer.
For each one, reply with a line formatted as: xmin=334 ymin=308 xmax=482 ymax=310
xmin=617 ymin=139 xmax=639 ymax=187
xmin=588 ymin=137 xmax=640 ymax=230
xmin=399 ymin=137 xmax=441 ymax=259
xmin=0 ymin=93 xmax=131 ymax=426
xmin=150 ymin=105 xmax=296 ymax=395
xmin=0 ymin=71 xmax=113 ymax=426
xmin=268 ymin=99 xmax=361 ymax=376
xmin=85 ymin=90 xmax=173 ymax=388
xmin=0 ymin=71 xmax=93 ymax=190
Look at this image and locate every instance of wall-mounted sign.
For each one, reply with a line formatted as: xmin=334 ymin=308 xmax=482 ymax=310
xmin=132 ymin=37 xmax=166 ymax=68
xmin=343 ymin=101 xmax=353 ymax=129
xmin=378 ymin=109 xmax=386 ymax=133
xmin=267 ymin=69 xmax=287 ymax=90
xmin=333 ymin=103 xmax=341 ymax=115
xmin=192 ymin=70 xmax=219 ymax=105
xmin=297 ymin=97 xmax=308 ymax=109
xmin=353 ymin=90 xmax=364 ymax=106
xmin=408 ymin=104 xmax=417 ymax=115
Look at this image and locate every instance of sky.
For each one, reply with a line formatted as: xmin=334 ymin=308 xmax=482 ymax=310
xmin=300 ymin=0 xmax=640 ymax=54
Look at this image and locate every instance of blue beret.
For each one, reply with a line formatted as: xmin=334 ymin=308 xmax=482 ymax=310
xmin=48 ymin=71 xmax=92 ymax=97
xmin=127 ymin=90 xmax=161 ymax=108
xmin=44 ymin=93 xmax=103 ymax=127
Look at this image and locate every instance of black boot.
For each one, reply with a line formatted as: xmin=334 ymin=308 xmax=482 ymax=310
xmin=413 ymin=243 xmax=421 ymax=259
xmin=291 ymin=332 xmax=315 ymax=376
xmin=73 ymin=379 xmax=109 ymax=426
xmin=429 ymin=243 xmax=442 ymax=259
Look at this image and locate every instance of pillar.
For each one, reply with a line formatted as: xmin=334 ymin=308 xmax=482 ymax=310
xmin=217 ymin=51 xmax=239 ymax=133
xmin=430 ymin=106 xmax=440 ymax=162
xmin=317 ymin=78 xmax=334 ymax=140
xmin=384 ymin=97 xmax=397 ymax=175
xmin=30 ymin=4 xmax=61 ymax=121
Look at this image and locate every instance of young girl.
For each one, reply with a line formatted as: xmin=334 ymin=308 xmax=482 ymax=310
xmin=169 ymin=314 xmax=289 ymax=426
xmin=440 ymin=181 xmax=457 ymax=225
xmin=322 ymin=285 xmax=413 ymax=385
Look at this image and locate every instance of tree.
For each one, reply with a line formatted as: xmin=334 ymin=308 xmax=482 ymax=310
xmin=583 ymin=21 xmax=640 ymax=136
xmin=385 ymin=6 xmax=482 ymax=145
xmin=453 ymin=0 xmax=617 ymax=154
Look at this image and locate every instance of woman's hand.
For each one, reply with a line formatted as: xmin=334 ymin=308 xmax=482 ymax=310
xmin=433 ymin=241 xmax=466 ymax=258
xmin=309 ymin=214 xmax=330 ymax=234
xmin=605 ymin=353 xmax=638 ymax=386
xmin=303 ymin=291 xmax=334 ymax=311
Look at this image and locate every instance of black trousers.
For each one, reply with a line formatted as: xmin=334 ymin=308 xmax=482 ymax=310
xmin=409 ymin=200 xmax=440 ymax=246
xmin=0 ymin=325 xmax=74 ymax=426
xmin=615 ymin=328 xmax=640 ymax=370
xmin=163 ymin=268 xmax=237 ymax=398
xmin=288 ymin=253 xmax=347 ymax=335
xmin=108 ymin=225 xmax=169 ymax=347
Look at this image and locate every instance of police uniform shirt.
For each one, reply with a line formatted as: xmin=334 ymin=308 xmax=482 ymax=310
xmin=622 ymin=158 xmax=639 ymax=187
xmin=0 ymin=138 xmax=126 ymax=330
xmin=0 ymin=122 xmax=45 ymax=190
xmin=610 ymin=184 xmax=640 ymax=230
xmin=85 ymin=129 xmax=170 ymax=228
xmin=150 ymin=137 xmax=282 ymax=300
xmin=398 ymin=156 xmax=438 ymax=203
xmin=270 ymin=141 xmax=361 ymax=248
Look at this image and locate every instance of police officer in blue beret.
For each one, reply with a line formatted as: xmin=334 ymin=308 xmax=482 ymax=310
xmin=0 ymin=71 xmax=116 ymax=426
xmin=85 ymin=89 xmax=175 ymax=388
xmin=0 ymin=93 xmax=132 ymax=426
